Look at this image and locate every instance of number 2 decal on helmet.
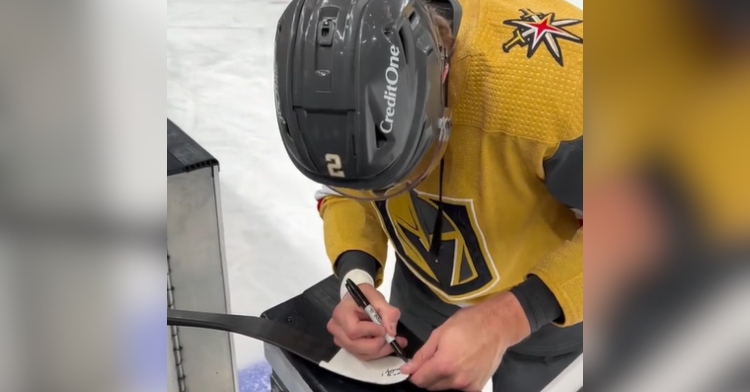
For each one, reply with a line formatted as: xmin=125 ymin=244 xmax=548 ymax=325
xmin=326 ymin=154 xmax=345 ymax=178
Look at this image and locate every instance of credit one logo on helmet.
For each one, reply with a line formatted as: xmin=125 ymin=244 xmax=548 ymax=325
xmin=379 ymin=44 xmax=400 ymax=134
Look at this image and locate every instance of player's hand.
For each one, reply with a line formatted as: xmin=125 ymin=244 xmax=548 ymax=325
xmin=327 ymin=283 xmax=408 ymax=361
xmin=400 ymin=292 xmax=530 ymax=391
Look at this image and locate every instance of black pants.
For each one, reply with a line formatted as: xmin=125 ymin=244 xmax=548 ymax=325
xmin=389 ymin=262 xmax=582 ymax=392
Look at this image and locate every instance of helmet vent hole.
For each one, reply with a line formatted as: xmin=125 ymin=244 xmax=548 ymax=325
xmin=375 ymin=123 xmax=388 ymax=148
xmin=408 ymin=10 xmax=419 ymax=28
xmin=398 ymin=26 xmax=411 ymax=64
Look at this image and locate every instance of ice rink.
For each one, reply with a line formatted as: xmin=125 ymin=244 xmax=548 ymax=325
xmin=167 ymin=0 xmax=583 ymax=390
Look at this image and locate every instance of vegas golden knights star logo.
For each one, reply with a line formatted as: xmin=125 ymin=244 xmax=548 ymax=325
xmin=503 ymin=9 xmax=583 ymax=66
xmin=375 ymin=191 xmax=499 ymax=301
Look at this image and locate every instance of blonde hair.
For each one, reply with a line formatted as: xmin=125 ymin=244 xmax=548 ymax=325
xmin=427 ymin=5 xmax=455 ymax=55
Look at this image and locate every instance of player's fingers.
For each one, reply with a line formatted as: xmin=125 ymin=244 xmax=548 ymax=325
xmin=329 ymin=317 xmax=390 ymax=356
xmin=376 ymin=305 xmax=401 ymax=337
xmin=360 ymin=339 xmax=395 ymax=360
xmin=357 ymin=343 xmax=392 ymax=361
xmin=369 ymin=336 xmax=410 ymax=360
xmin=333 ymin=302 xmax=384 ymax=339
xmin=354 ymin=307 xmax=371 ymax=320
xmin=332 ymin=336 xmax=371 ymax=360
xmin=327 ymin=318 xmax=346 ymax=342
xmin=331 ymin=301 xmax=377 ymax=339
xmin=348 ymin=320 xmax=386 ymax=340
xmin=401 ymin=331 xmax=439 ymax=374
xmin=346 ymin=336 xmax=389 ymax=357
xmin=358 ymin=285 xmax=401 ymax=337
xmin=407 ymin=356 xmax=451 ymax=390
xmin=331 ymin=322 xmax=411 ymax=361
xmin=330 ymin=322 xmax=376 ymax=355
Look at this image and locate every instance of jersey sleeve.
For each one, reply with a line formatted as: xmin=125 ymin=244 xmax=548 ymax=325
xmin=530 ymin=227 xmax=583 ymax=327
xmin=540 ymin=93 xmax=583 ymax=327
xmin=316 ymin=187 xmax=390 ymax=287
xmin=514 ymin=82 xmax=584 ymax=328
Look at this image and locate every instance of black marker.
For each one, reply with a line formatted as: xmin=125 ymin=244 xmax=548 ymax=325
xmin=345 ymin=278 xmax=408 ymax=362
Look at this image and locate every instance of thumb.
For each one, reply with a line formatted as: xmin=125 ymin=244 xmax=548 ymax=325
xmin=377 ymin=304 xmax=401 ymax=337
xmin=401 ymin=332 xmax=439 ymax=374
xmin=359 ymin=285 xmax=401 ymax=336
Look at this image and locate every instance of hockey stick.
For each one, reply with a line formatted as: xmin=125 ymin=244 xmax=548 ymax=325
xmin=168 ymin=309 xmax=409 ymax=385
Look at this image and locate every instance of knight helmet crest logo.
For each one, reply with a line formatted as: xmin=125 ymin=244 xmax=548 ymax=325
xmin=502 ymin=9 xmax=583 ymax=66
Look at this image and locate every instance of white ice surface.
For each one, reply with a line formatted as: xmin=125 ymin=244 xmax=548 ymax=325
xmin=167 ymin=0 xmax=399 ymax=371
xmin=167 ymin=0 xmax=582 ymax=390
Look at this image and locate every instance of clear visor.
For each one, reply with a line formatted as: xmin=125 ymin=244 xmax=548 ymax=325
xmin=331 ymin=111 xmax=452 ymax=201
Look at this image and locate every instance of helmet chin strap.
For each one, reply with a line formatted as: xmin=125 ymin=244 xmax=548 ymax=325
xmin=429 ymin=159 xmax=445 ymax=261
xmin=429 ymin=56 xmax=450 ymax=260
xmin=441 ymin=61 xmax=451 ymax=126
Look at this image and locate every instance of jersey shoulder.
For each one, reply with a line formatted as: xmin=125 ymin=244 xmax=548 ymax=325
xmin=450 ymin=0 xmax=583 ymax=143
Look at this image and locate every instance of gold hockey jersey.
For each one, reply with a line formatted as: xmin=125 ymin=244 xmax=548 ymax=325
xmin=317 ymin=0 xmax=584 ymax=326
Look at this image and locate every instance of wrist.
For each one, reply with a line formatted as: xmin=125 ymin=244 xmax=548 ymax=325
xmin=339 ymin=269 xmax=375 ymax=299
xmin=484 ymin=291 xmax=532 ymax=347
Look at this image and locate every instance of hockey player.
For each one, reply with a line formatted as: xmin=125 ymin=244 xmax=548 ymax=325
xmin=274 ymin=0 xmax=583 ymax=389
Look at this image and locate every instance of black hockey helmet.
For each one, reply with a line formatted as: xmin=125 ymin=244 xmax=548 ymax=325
xmin=274 ymin=0 xmax=452 ymax=200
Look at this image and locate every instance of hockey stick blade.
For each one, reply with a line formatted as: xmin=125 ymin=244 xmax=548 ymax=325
xmin=167 ymin=309 xmax=409 ymax=385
